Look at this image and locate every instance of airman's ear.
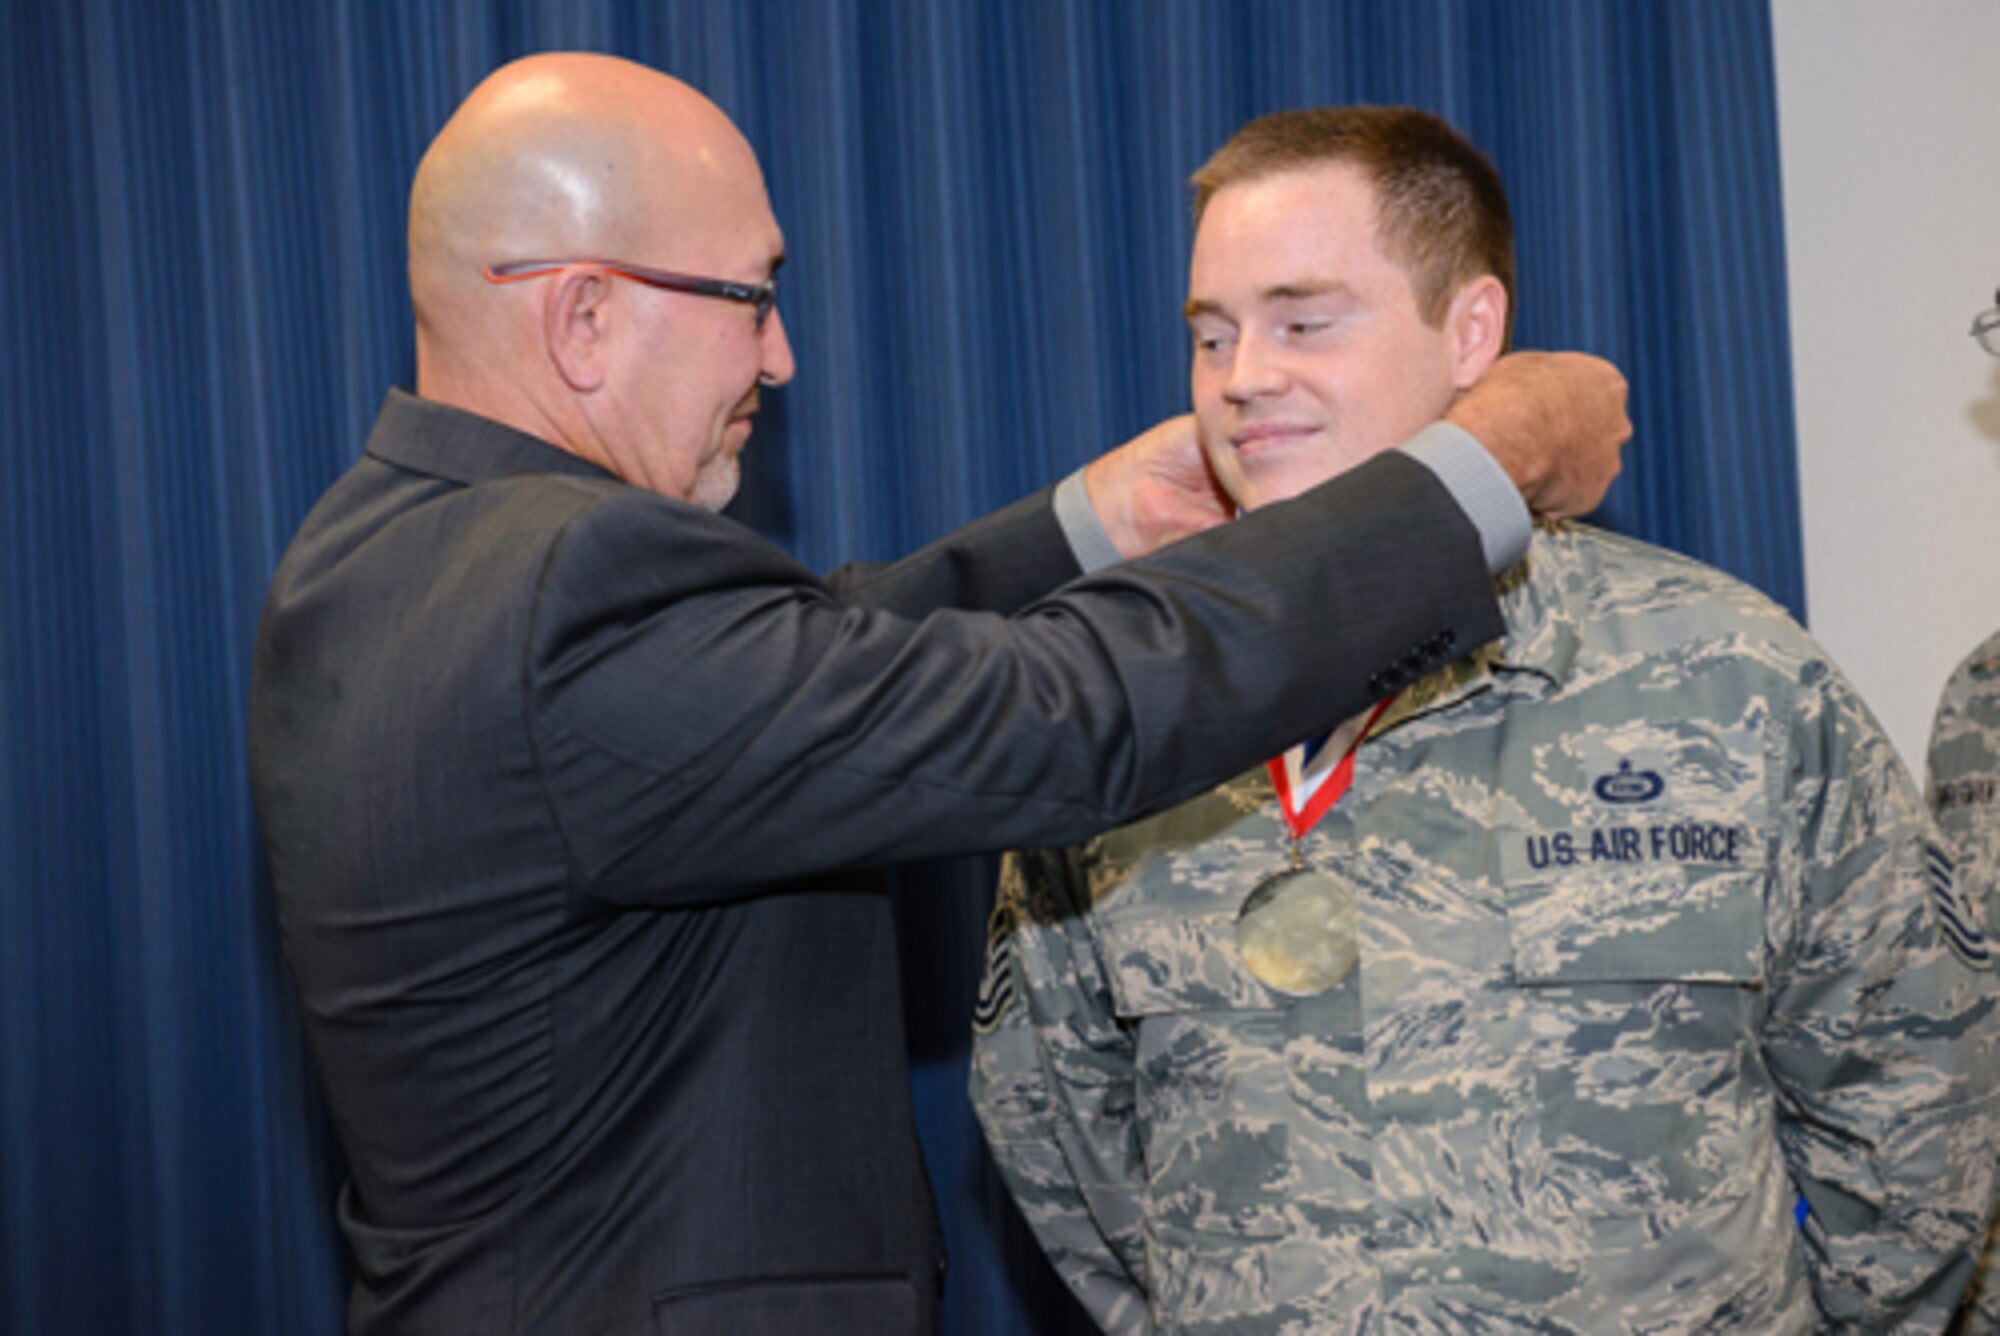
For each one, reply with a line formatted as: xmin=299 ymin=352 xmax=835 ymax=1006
xmin=544 ymin=268 xmax=613 ymax=392
xmin=1447 ymin=275 xmax=1508 ymax=390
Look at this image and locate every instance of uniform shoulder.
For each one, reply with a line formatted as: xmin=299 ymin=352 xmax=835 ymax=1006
xmin=1944 ymin=627 xmax=2000 ymax=689
xmin=1552 ymin=522 xmax=1779 ymax=601
xmin=1510 ymin=524 xmax=1834 ymax=689
xmin=1930 ymin=626 xmax=2000 ymax=763
xmin=1543 ymin=522 xmax=1808 ymax=640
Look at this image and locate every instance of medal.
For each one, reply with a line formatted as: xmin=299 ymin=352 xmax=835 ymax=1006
xmin=1235 ymin=863 xmax=1361 ymax=995
xmin=1235 ymin=697 xmax=1393 ymax=995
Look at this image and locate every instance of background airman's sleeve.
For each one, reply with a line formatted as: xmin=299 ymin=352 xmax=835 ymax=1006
xmin=1927 ymin=630 xmax=2000 ymax=933
xmin=969 ymin=847 xmax=1152 ymax=1334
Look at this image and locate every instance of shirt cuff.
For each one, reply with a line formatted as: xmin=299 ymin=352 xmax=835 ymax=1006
xmin=1054 ymin=470 xmax=1126 ymax=574
xmin=1399 ymin=421 xmax=1531 ymax=575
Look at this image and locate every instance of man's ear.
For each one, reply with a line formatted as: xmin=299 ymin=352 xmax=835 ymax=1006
xmin=1447 ymin=275 xmax=1508 ymax=390
xmin=544 ymin=269 xmax=613 ymax=392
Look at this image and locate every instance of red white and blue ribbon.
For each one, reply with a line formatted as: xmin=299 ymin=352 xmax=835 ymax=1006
xmin=1266 ymin=696 xmax=1394 ymax=842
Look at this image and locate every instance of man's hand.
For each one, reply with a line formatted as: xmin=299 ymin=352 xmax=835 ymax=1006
xmin=1445 ymin=351 xmax=1631 ymax=518
xmin=1082 ymin=414 xmax=1235 ymax=558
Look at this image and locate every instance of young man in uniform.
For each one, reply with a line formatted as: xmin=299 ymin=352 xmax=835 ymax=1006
xmin=972 ymin=106 xmax=2000 ymax=1334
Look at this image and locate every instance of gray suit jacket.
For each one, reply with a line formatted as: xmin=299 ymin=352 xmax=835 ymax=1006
xmin=247 ymin=390 xmax=1500 ymax=1333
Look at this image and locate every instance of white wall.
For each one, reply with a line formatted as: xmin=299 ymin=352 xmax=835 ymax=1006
xmin=1773 ymin=0 xmax=2000 ymax=772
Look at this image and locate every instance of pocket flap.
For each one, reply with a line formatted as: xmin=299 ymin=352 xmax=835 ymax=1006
xmin=1501 ymin=859 xmax=1766 ymax=985
xmin=1093 ymin=903 xmax=1281 ymax=1017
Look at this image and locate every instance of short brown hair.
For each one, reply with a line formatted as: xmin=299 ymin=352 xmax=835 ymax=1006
xmin=1191 ymin=106 xmax=1515 ymax=346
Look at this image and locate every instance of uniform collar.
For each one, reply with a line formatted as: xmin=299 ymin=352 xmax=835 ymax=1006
xmin=362 ymin=388 xmax=619 ymax=488
xmin=1374 ymin=523 xmax=1585 ymax=736
xmin=1488 ymin=522 xmax=1587 ymax=689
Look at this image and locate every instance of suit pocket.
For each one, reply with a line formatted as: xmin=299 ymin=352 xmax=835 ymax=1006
xmin=651 ymin=1274 xmax=919 ymax=1335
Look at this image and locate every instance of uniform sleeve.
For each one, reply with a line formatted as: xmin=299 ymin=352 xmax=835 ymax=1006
xmin=1927 ymin=634 xmax=2000 ymax=925
xmin=1761 ymin=662 xmax=2000 ymax=1331
xmin=969 ymin=848 xmax=1153 ymax=1335
xmin=1924 ymin=637 xmax=2000 ymax=1330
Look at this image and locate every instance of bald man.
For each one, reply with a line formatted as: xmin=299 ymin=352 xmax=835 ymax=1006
xmin=248 ymin=54 xmax=1629 ymax=1334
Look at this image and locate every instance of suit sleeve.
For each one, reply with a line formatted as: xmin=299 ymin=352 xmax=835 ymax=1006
xmin=969 ymin=849 xmax=1152 ymax=1334
xmin=817 ymin=487 xmax=1082 ymax=618
xmin=1761 ymin=659 xmax=2000 ymax=1331
xmin=531 ymin=451 xmax=1503 ymax=903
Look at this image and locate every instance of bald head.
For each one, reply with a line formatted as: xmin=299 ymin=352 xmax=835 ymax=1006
xmin=409 ymin=54 xmax=765 ymax=331
xmin=404 ymin=54 xmax=792 ymax=502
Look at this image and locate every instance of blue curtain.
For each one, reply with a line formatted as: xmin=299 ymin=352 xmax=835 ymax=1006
xmin=1 ymin=2 xmax=1796 ymax=1333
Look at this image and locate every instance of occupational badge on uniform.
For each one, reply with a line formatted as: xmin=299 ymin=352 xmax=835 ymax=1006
xmin=1926 ymin=840 xmax=1993 ymax=971
xmin=1592 ymin=757 xmax=1666 ymax=805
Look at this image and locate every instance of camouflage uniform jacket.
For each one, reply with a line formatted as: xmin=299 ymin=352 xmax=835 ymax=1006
xmin=970 ymin=523 xmax=2000 ymax=1335
xmin=1928 ymin=628 xmax=2000 ymax=1334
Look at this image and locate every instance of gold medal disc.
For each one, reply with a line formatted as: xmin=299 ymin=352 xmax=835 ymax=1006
xmin=1234 ymin=866 xmax=1360 ymax=995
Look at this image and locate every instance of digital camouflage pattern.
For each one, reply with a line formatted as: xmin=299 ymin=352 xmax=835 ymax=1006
xmin=1931 ymin=628 xmax=2000 ymax=938
xmin=1928 ymin=627 xmax=2000 ymax=1335
xmin=971 ymin=523 xmax=2000 ymax=1334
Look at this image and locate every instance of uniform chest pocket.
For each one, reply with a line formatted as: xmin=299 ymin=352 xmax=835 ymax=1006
xmin=1082 ymin=785 xmax=1298 ymax=1020
xmin=1495 ymin=854 xmax=1774 ymax=1226
xmin=1489 ymin=717 xmax=1776 ymax=1226
xmin=1086 ymin=865 xmax=1366 ymax=1253
xmin=1492 ymin=715 xmax=1774 ymax=987
xmin=1087 ymin=851 xmax=1369 ymax=1134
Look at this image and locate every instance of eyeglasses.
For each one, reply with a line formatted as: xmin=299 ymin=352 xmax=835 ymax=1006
xmin=484 ymin=259 xmax=779 ymax=330
xmin=1973 ymin=288 xmax=2000 ymax=358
